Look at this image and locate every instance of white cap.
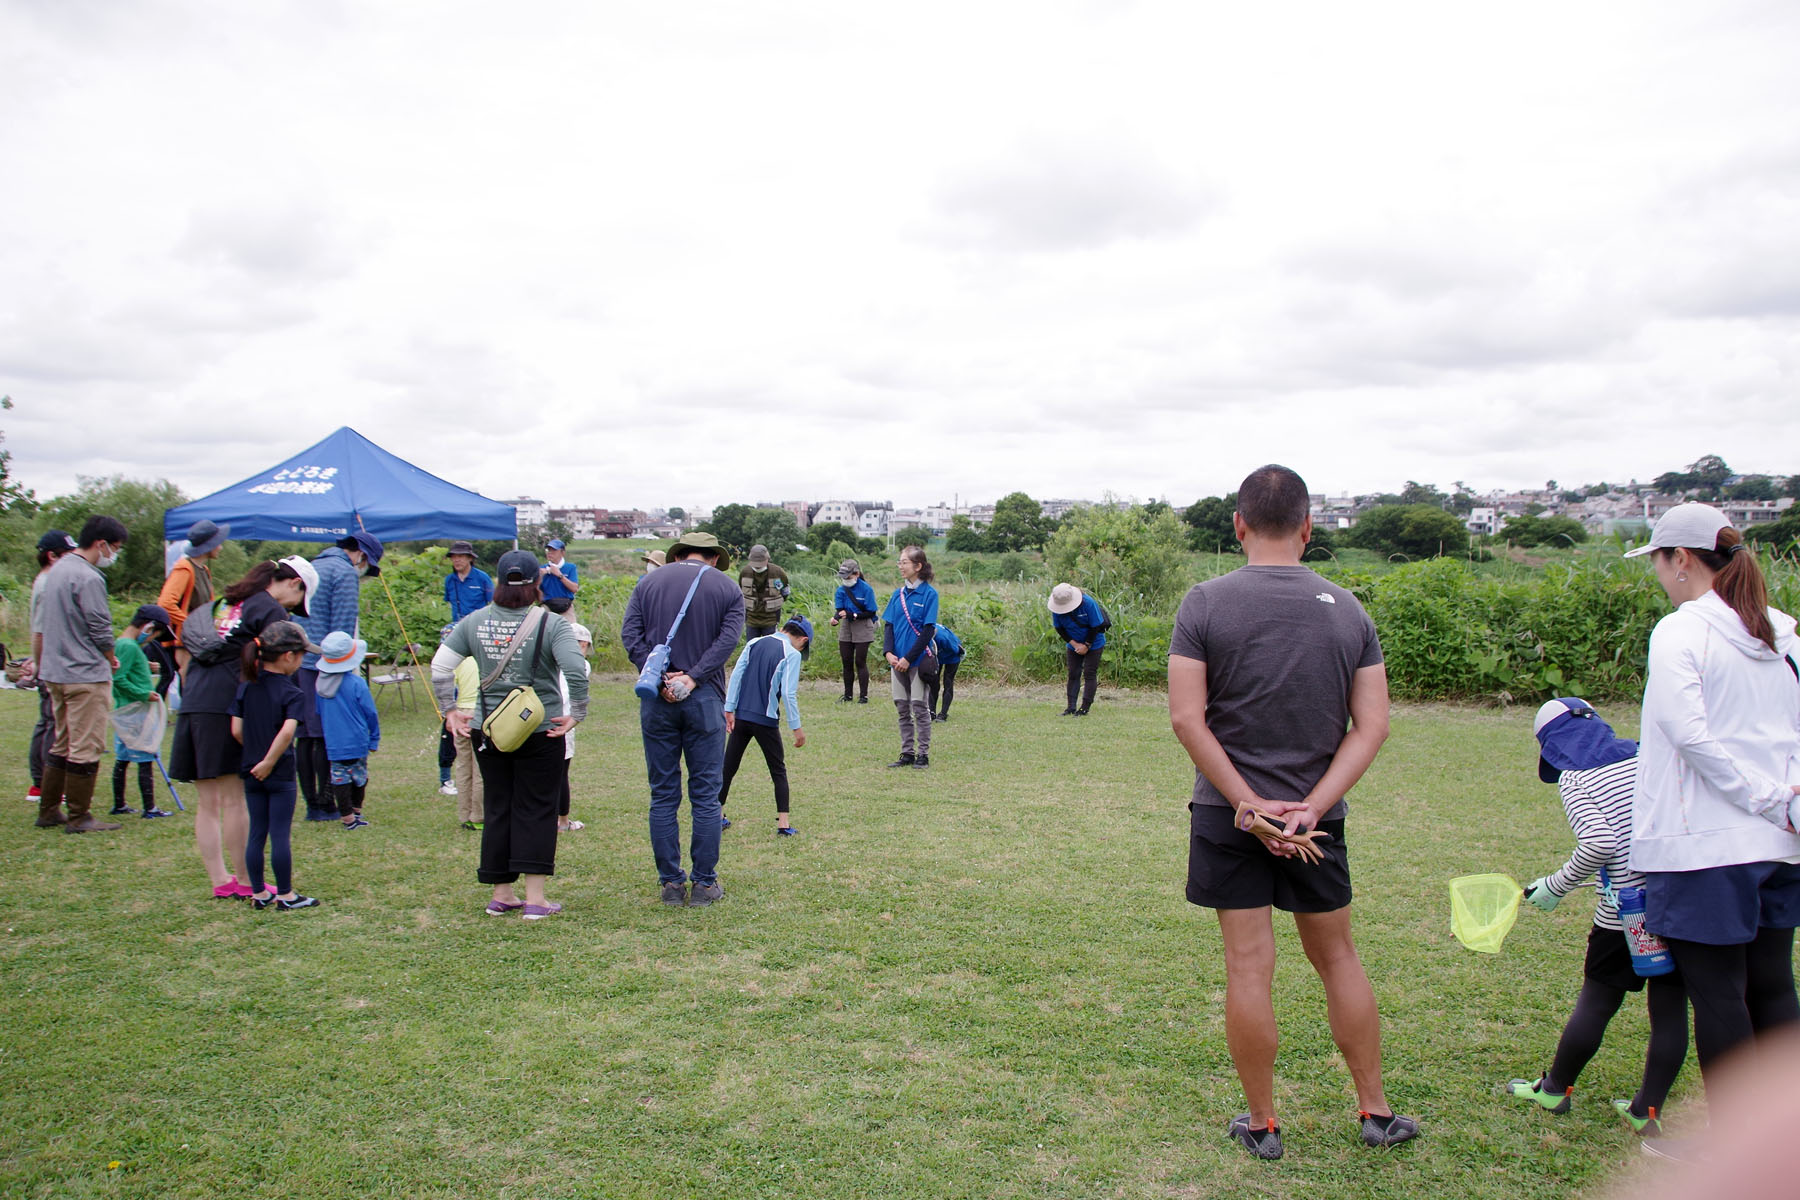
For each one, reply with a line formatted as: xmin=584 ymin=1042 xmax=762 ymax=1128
xmin=1623 ymin=502 xmax=1731 ymax=558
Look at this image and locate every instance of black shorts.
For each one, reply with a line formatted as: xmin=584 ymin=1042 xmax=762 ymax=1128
xmin=170 ymin=711 xmax=242 ymax=782
xmin=1186 ymin=805 xmax=1352 ymax=913
xmin=1583 ymin=922 xmax=1661 ymax=992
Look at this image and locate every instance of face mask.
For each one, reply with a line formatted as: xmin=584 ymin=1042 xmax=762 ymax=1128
xmin=98 ymin=545 xmax=120 ymax=568
xmin=356 ymin=563 xmax=369 ymax=577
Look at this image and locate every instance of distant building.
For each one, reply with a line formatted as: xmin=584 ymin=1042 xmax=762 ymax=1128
xmin=508 ymin=497 xmax=548 ymax=527
xmin=924 ymin=504 xmax=954 ymax=534
xmin=857 ymin=505 xmax=891 ymax=537
xmin=781 ymin=500 xmax=811 ymax=530
xmin=814 ymin=500 xmax=858 ymax=528
xmin=1040 ymin=498 xmax=1085 ymax=521
xmin=890 ymin=508 xmax=927 ymax=534
xmin=1466 ymin=507 xmax=1500 ymax=536
xmin=1721 ymin=498 xmax=1793 ymax=527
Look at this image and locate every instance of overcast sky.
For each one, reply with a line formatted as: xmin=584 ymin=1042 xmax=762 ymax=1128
xmin=4 ymin=0 xmax=1798 ymax=514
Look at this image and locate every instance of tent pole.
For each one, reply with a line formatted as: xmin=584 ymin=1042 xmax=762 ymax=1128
xmin=356 ymin=514 xmax=443 ymax=721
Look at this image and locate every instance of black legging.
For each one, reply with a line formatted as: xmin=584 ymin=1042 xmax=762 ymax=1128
xmin=558 ymin=756 xmax=572 ymax=817
xmin=296 ymin=736 xmax=330 ymax=812
xmin=243 ymin=778 xmax=297 ymax=895
xmin=1065 ymin=647 xmax=1100 ymax=711
xmin=720 ymin=721 xmax=790 ymax=814
xmin=1543 ymin=974 xmax=1688 ymax=1114
xmin=111 ymin=760 xmax=155 ymax=811
xmin=1664 ymin=928 xmax=1800 ymax=1084
xmin=927 ymin=661 xmax=960 ymax=717
xmin=839 ymin=640 xmax=871 ymax=700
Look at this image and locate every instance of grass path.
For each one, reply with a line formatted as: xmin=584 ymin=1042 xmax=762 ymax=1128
xmin=1 ymin=681 xmax=1687 ymax=1198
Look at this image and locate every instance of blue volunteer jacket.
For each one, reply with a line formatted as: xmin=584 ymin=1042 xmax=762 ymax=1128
xmin=444 ymin=568 xmax=494 ymax=623
xmin=724 ymin=633 xmax=804 ymax=730
xmin=1053 ymin=594 xmax=1108 ymax=652
xmin=881 ymin=581 xmax=939 ymax=665
xmin=932 ymin=625 xmax=964 ymax=665
xmin=834 ymin=578 xmax=879 ymax=622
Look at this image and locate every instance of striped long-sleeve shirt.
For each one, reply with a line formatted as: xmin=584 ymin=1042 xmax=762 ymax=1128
xmin=1543 ymin=756 xmax=1640 ymax=930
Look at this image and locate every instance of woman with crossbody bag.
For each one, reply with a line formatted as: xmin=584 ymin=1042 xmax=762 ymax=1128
xmin=432 ymin=550 xmax=590 ymax=920
xmin=881 ymin=545 xmax=940 ymax=769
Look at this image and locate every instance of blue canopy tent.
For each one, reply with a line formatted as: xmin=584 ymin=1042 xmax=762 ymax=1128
xmin=163 ymin=426 xmax=517 ymax=544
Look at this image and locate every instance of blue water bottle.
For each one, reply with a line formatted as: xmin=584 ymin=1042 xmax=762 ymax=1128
xmin=1604 ymin=868 xmax=1675 ymax=978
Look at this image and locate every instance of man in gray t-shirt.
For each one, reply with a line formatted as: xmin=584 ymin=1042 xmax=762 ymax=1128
xmin=1168 ymin=465 xmax=1415 ymax=1159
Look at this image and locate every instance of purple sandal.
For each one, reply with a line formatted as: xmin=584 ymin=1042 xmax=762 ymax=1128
xmin=484 ymin=899 xmax=526 ymax=916
xmin=520 ymin=902 xmax=563 ymax=920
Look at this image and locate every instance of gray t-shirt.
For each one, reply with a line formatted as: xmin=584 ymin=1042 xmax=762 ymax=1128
xmin=1169 ymin=565 xmax=1383 ymax=821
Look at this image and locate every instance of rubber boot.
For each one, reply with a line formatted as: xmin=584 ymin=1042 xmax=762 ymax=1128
xmin=37 ymin=756 xmax=68 ymax=826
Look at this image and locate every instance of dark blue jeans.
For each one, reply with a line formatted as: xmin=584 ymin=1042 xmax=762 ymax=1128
xmin=641 ymin=689 xmax=725 ymax=886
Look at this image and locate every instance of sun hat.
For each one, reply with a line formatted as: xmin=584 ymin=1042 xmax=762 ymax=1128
xmin=185 ymin=519 xmax=229 ymax=555
xmin=669 ymin=531 xmax=731 ymax=573
xmin=36 ymin=529 xmax=77 ymax=553
xmin=571 ymin=624 xmax=593 ymax=645
xmin=837 ymin=558 xmax=860 ymax=579
xmin=445 ymin=540 xmax=477 ymax=557
xmin=747 ymin=544 xmax=770 ymax=567
xmin=316 ymin=630 xmax=370 ymax=675
xmin=277 ymin=555 xmax=319 ymax=618
xmin=641 ymin=549 xmax=666 ymax=568
xmin=1533 ymin=697 xmax=1638 ymax=783
xmin=546 ymin=538 xmax=566 ymax=551
xmin=1047 ymin=583 xmax=1084 ymax=614
xmin=338 ymin=531 xmax=385 ymax=575
xmin=1622 ymin=502 xmax=1732 ymax=558
xmin=256 ymin=621 xmax=321 ymax=657
xmin=131 ymin=603 xmax=172 ymax=632
xmin=495 ymin=549 xmax=540 ymax=585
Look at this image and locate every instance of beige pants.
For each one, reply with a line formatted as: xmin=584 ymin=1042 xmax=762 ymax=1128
xmin=454 ymin=725 xmax=485 ymax=823
xmin=47 ymin=681 xmax=112 ymax=764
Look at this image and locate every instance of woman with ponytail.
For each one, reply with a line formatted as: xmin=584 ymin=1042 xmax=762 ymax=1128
xmin=1627 ymin=503 xmax=1800 ymax=1154
xmin=171 ymin=556 xmax=318 ymax=900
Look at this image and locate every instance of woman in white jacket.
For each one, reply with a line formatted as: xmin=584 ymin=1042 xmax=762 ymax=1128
xmin=1628 ymin=503 xmax=1800 ymax=1101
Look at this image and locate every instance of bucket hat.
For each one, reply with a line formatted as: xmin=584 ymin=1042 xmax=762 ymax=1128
xmin=1048 ymin=583 xmax=1084 ymax=614
xmin=445 ymin=540 xmax=477 ymax=558
xmin=186 ymin=520 xmax=229 ymax=556
xmin=316 ymin=630 xmax=370 ymax=675
xmin=669 ymin=531 xmax=730 ymax=573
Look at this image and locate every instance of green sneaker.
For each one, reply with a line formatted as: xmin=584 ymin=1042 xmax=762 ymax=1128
xmin=1503 ymin=1077 xmax=1571 ymax=1114
xmin=1613 ymin=1098 xmax=1662 ymax=1137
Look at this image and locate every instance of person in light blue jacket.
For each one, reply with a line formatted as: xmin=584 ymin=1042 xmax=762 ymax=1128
xmin=722 ymin=617 xmax=811 ymax=835
xmin=1048 ymin=583 xmax=1108 ymax=716
xmin=314 ymin=630 xmax=381 ymax=829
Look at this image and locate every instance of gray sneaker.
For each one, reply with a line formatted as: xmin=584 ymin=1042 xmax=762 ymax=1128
xmin=688 ymin=881 xmax=724 ymax=907
xmin=660 ymin=881 xmax=688 ymax=907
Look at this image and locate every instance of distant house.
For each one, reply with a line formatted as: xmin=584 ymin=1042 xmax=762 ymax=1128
xmin=857 ymin=505 xmax=891 ymax=537
xmin=781 ymin=500 xmax=811 ymax=530
xmin=1466 ymin=507 xmax=1501 ymax=536
xmin=814 ymin=500 xmax=858 ymax=527
xmin=507 ymin=497 xmax=548 ymax=527
xmin=1721 ymin=498 xmax=1793 ymax=527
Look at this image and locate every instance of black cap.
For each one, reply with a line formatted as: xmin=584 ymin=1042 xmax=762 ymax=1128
xmin=37 ymin=530 xmax=77 ymax=553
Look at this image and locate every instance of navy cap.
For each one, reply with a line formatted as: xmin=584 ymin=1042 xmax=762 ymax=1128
xmin=546 ymin=539 xmax=566 ymax=550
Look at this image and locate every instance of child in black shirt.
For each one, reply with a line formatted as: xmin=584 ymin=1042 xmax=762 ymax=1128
xmin=230 ymin=621 xmax=318 ymax=910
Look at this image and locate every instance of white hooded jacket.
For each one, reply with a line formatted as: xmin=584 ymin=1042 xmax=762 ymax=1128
xmin=1630 ymin=590 xmax=1800 ymax=872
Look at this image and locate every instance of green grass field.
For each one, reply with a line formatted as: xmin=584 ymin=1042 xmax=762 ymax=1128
xmin=1 ymin=681 xmax=1688 ymax=1198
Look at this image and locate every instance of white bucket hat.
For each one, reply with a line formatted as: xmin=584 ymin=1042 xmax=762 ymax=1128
xmin=1048 ymin=583 xmax=1084 ymax=614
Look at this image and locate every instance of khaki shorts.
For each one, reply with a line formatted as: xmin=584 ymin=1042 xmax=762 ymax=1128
xmin=47 ymin=681 xmax=112 ymax=764
xmin=890 ymin=666 xmax=931 ymax=702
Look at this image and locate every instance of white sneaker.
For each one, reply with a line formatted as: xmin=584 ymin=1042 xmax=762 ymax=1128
xmin=438 ymin=782 xmax=457 ymax=796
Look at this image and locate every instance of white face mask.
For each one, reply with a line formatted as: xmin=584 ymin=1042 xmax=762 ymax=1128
xmin=98 ymin=544 xmax=120 ymax=568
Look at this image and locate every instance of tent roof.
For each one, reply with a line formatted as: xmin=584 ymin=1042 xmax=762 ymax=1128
xmin=163 ymin=427 xmax=518 ymax=544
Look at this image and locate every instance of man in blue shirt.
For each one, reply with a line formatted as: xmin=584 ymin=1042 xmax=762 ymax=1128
xmin=539 ymin=539 xmax=580 ymax=616
xmin=443 ymin=541 xmax=494 ymax=624
xmin=620 ymin=532 xmax=745 ymax=908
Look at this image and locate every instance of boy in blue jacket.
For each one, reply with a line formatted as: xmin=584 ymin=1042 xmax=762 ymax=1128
xmin=314 ymin=630 xmax=381 ymax=829
xmin=927 ymin=625 xmax=964 ymax=722
xmin=1048 ymin=583 xmax=1108 ymax=716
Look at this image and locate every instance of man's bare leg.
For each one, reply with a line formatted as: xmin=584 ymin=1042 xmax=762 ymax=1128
xmin=1294 ymin=906 xmax=1391 ymax=1115
xmin=1217 ymin=906 xmax=1280 ymax=1125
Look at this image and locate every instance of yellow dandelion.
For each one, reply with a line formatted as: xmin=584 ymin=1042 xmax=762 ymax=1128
xmin=107 ymin=1161 xmax=121 ymax=1170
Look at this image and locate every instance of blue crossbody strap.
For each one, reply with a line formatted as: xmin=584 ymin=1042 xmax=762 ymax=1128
xmin=661 ymin=563 xmax=709 ymax=665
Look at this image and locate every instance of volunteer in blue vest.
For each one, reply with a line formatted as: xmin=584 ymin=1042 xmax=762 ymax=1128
xmin=295 ymin=531 xmax=382 ymax=821
xmin=440 ymin=540 xmax=493 ymax=796
xmin=721 ymin=616 xmax=811 ymax=835
xmin=882 ymin=545 xmax=939 ymax=769
xmin=1049 ymin=582 xmax=1108 ymax=716
xmin=831 ymin=558 xmax=879 ymax=703
xmin=538 ymin=539 xmax=580 ymax=617
xmin=927 ymin=624 xmax=964 ymax=722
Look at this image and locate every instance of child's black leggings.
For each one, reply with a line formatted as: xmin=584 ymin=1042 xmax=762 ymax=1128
xmin=243 ymin=778 xmax=297 ymax=895
xmin=1543 ymin=973 xmax=1688 ymax=1114
xmin=720 ymin=722 xmax=789 ymax=813
xmin=1665 ymin=928 xmax=1800 ymax=1083
xmin=112 ymin=760 xmax=154 ymax=810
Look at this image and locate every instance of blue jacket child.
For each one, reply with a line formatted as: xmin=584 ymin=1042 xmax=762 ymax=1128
xmin=313 ymin=630 xmax=381 ymax=826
